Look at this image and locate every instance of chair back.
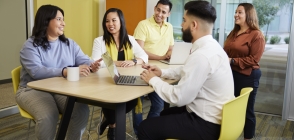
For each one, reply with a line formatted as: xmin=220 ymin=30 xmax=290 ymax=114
xmin=11 ymin=66 xmax=34 ymax=119
xmin=218 ymin=87 xmax=253 ymax=140
xmin=11 ymin=66 xmax=21 ymax=93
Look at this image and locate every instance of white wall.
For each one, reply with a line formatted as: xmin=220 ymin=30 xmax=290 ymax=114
xmin=27 ymin=0 xmax=34 ymax=37
xmin=146 ymin=0 xmax=157 ymax=18
xmin=0 ymin=0 xmax=27 ymax=80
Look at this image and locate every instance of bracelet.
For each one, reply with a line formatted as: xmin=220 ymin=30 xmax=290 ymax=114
xmin=61 ymin=67 xmax=66 ymax=78
xmin=132 ymin=59 xmax=137 ymax=65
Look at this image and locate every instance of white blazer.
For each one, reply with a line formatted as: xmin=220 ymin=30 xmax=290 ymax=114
xmin=91 ymin=35 xmax=148 ymax=68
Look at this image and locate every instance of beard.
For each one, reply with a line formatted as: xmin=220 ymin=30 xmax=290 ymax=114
xmin=182 ymin=28 xmax=193 ymax=43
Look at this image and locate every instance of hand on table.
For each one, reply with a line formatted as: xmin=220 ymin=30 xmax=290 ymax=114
xmin=140 ymin=64 xmax=162 ymax=82
xmin=115 ymin=60 xmax=135 ymax=67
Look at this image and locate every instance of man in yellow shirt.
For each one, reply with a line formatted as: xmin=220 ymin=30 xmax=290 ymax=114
xmin=134 ymin=0 xmax=174 ymax=60
xmin=132 ymin=0 xmax=174 ymax=136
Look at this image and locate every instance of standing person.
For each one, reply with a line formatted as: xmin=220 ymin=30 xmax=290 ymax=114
xmin=91 ymin=8 xmax=148 ymax=140
xmin=138 ymin=1 xmax=235 ymax=139
xmin=224 ymin=3 xmax=265 ymax=140
xmin=132 ymin=0 xmax=174 ymax=135
xmin=16 ymin=5 xmax=101 ymax=140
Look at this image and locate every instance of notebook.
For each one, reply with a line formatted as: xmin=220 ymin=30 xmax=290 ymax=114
xmin=159 ymin=41 xmax=192 ymax=65
xmin=101 ymin=52 xmax=149 ymax=86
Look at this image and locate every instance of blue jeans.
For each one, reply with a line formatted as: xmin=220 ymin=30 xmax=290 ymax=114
xmin=132 ymin=91 xmax=164 ymax=135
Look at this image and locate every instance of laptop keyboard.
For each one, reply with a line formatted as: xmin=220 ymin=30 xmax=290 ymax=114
xmin=118 ymin=76 xmax=136 ymax=84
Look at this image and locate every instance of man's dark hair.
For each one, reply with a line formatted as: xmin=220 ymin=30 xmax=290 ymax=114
xmin=156 ymin=0 xmax=173 ymax=11
xmin=184 ymin=1 xmax=216 ymax=24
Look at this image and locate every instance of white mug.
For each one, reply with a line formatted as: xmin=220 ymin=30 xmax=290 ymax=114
xmin=67 ymin=66 xmax=79 ymax=81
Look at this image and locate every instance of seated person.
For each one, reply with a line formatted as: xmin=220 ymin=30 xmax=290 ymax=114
xmin=91 ymin=8 xmax=148 ymax=140
xmin=132 ymin=0 xmax=174 ymax=135
xmin=16 ymin=5 xmax=101 ymax=140
xmin=138 ymin=1 xmax=235 ymax=139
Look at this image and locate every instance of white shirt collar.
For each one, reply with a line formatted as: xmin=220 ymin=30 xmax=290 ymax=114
xmin=190 ymin=35 xmax=214 ymax=54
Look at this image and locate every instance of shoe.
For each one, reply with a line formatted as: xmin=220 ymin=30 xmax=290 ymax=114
xmin=98 ymin=117 xmax=109 ymax=135
xmin=107 ymin=127 xmax=115 ymax=140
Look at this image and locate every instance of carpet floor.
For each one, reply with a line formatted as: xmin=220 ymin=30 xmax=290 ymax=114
xmin=0 ymin=101 xmax=294 ymax=140
xmin=1 ymin=83 xmax=294 ymax=139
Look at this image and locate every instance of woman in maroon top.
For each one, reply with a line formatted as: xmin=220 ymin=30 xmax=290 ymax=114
xmin=224 ymin=3 xmax=265 ymax=140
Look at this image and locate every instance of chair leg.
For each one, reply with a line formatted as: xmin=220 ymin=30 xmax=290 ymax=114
xmin=87 ymin=105 xmax=95 ymax=140
xmin=26 ymin=119 xmax=32 ymax=140
xmin=86 ymin=130 xmax=93 ymax=140
xmin=127 ymin=112 xmax=136 ymax=140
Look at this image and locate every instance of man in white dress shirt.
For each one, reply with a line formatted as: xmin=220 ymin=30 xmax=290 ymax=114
xmin=138 ymin=1 xmax=235 ymax=139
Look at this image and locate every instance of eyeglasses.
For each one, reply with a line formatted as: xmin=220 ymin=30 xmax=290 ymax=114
xmin=55 ymin=17 xmax=64 ymax=22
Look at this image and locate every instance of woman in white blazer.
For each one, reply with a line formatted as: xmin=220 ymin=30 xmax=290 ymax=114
xmin=91 ymin=8 xmax=148 ymax=140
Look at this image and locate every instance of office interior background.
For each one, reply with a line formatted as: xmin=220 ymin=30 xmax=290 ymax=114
xmin=0 ymin=0 xmax=294 ymax=130
xmin=169 ymin=0 xmax=294 ymax=118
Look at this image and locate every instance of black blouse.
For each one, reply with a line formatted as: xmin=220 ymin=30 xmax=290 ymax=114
xmin=117 ymin=50 xmax=125 ymax=61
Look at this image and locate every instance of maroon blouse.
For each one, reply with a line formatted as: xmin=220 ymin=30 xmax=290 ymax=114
xmin=224 ymin=29 xmax=265 ymax=76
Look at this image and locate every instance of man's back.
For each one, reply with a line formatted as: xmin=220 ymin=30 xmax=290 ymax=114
xmin=186 ymin=35 xmax=234 ymax=124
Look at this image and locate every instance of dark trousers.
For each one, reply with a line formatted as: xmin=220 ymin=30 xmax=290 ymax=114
xmin=233 ymin=69 xmax=261 ymax=139
xmin=102 ymin=99 xmax=137 ymax=124
xmin=138 ymin=106 xmax=220 ymax=140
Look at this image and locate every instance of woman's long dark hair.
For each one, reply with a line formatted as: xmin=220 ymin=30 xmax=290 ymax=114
xmin=102 ymin=8 xmax=132 ymax=50
xmin=226 ymin=3 xmax=260 ymax=42
xmin=32 ymin=5 xmax=69 ymax=50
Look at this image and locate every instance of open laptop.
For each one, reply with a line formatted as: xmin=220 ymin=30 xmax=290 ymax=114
xmin=159 ymin=41 xmax=192 ymax=65
xmin=101 ymin=52 xmax=149 ymax=86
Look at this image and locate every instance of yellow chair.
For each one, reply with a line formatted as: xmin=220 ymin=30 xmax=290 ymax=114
xmin=11 ymin=66 xmax=35 ymax=139
xmin=218 ymin=87 xmax=253 ymax=140
xmin=165 ymin=88 xmax=252 ymax=140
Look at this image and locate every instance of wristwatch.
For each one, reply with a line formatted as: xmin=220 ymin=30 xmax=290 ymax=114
xmin=230 ymin=58 xmax=234 ymax=65
xmin=132 ymin=59 xmax=137 ymax=65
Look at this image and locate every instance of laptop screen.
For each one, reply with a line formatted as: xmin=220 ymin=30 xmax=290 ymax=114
xmin=159 ymin=41 xmax=192 ymax=65
xmin=101 ymin=52 xmax=120 ymax=83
